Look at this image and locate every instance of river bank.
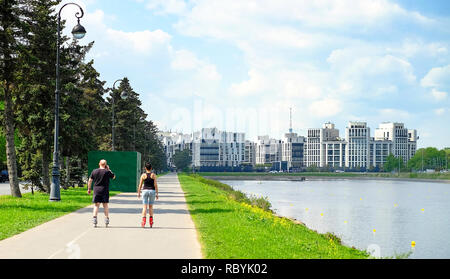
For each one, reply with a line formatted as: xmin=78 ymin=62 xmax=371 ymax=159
xmin=178 ymin=173 xmax=370 ymax=258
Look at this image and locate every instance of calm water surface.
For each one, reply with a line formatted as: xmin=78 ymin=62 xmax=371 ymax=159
xmin=222 ymin=179 xmax=450 ymax=259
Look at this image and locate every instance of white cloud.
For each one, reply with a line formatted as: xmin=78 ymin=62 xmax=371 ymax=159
xmin=308 ymin=98 xmax=343 ymax=118
xmin=173 ymin=0 xmax=432 ymax=40
xmin=434 ymin=108 xmax=446 ymax=115
xmin=229 ymin=69 xmax=267 ymax=97
xmin=421 ymin=64 xmax=450 ymax=89
xmin=378 ymin=108 xmax=411 ymax=120
xmin=328 ymin=48 xmax=416 ymax=84
xmin=146 ymin=0 xmax=187 ymax=15
xmin=170 ymin=49 xmax=221 ymax=81
xmin=106 ymin=29 xmax=171 ymax=54
xmin=431 ymin=89 xmax=448 ymax=101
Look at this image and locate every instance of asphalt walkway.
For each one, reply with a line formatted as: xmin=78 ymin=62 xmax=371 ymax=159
xmin=0 ymin=173 xmax=203 ymax=259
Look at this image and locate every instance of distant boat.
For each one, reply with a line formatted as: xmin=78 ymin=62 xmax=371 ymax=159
xmin=292 ymin=177 xmax=306 ymax=182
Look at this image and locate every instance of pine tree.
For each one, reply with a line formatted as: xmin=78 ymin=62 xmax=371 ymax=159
xmin=15 ymin=0 xmax=61 ymax=192
xmin=0 ymin=0 xmax=30 ymax=197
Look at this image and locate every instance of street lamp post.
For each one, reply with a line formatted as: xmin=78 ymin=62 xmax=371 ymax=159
xmin=50 ymin=3 xmax=87 ymax=202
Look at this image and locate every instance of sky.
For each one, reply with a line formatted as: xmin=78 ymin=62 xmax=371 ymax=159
xmin=59 ymin=0 xmax=450 ymax=148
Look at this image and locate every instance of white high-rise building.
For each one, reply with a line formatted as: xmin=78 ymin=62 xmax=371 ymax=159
xmin=305 ymin=122 xmax=341 ymax=167
xmin=158 ymin=131 xmax=193 ymax=168
xmin=255 ymin=136 xmax=282 ymax=165
xmin=374 ymin=122 xmax=417 ymax=163
xmin=244 ymin=140 xmax=256 ymax=167
xmin=282 ymin=132 xmax=306 ymax=170
xmin=191 ymin=128 xmax=245 ymax=168
xmin=345 ymin=122 xmax=371 ymax=168
xmin=304 ymin=121 xmax=418 ymax=170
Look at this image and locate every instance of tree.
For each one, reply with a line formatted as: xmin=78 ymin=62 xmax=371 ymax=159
xmin=0 ymin=0 xmax=29 ymax=197
xmin=384 ymin=153 xmax=404 ymax=172
xmin=14 ymin=0 xmax=63 ymax=192
xmin=408 ymin=147 xmax=447 ymax=171
xmin=110 ymin=78 xmax=167 ymax=173
xmin=172 ymin=149 xmax=192 ymax=172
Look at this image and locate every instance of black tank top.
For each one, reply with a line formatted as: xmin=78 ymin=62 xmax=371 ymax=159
xmin=142 ymin=172 xmax=155 ymax=190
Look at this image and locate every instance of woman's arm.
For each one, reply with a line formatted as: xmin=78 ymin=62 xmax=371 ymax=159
xmin=152 ymin=173 xmax=158 ymax=200
xmin=137 ymin=174 xmax=145 ymax=198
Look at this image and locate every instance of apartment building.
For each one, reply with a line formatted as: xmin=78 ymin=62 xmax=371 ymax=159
xmin=304 ymin=121 xmax=418 ymax=169
xmin=282 ymin=132 xmax=306 ymax=170
xmin=244 ymin=140 xmax=256 ymax=166
xmin=191 ymin=128 xmax=245 ymax=168
xmin=160 ymin=121 xmax=417 ymax=171
xmin=305 ymin=122 xmax=341 ymax=167
xmin=158 ymin=132 xmax=193 ymax=168
xmin=374 ymin=122 xmax=418 ymax=163
xmin=255 ymin=136 xmax=282 ymax=165
xmin=345 ymin=121 xmax=371 ymax=168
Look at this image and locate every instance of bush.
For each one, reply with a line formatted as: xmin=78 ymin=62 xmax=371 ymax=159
xmin=249 ymin=195 xmax=271 ymax=211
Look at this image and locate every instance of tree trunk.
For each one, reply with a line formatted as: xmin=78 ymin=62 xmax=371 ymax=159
xmin=65 ymin=156 xmax=70 ymax=188
xmin=3 ymin=85 xmax=22 ymax=197
xmin=42 ymin=151 xmax=50 ymax=193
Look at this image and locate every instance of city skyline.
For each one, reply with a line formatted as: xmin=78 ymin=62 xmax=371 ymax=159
xmin=160 ymin=121 xmax=419 ymax=171
xmin=59 ymin=0 xmax=450 ymax=149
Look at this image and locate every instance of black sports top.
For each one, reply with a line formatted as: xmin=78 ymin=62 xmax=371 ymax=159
xmin=142 ymin=172 xmax=155 ymax=190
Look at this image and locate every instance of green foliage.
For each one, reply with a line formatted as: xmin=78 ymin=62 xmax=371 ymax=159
xmin=408 ymin=147 xmax=448 ymax=171
xmin=1 ymin=0 xmax=167 ymax=193
xmin=384 ymin=153 xmax=404 ymax=172
xmin=0 ymin=131 xmax=5 ymax=169
xmin=109 ymin=78 xmax=166 ymax=172
xmin=173 ymin=149 xmax=192 ymax=171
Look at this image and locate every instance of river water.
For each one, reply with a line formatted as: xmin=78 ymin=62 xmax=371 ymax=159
xmin=222 ymin=179 xmax=450 ymax=259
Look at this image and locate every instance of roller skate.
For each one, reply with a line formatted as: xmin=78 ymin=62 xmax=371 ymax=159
xmin=149 ymin=216 xmax=154 ymax=228
xmin=105 ymin=217 xmax=110 ymax=228
xmin=92 ymin=216 xmax=97 ymax=228
xmin=141 ymin=216 xmax=146 ymax=228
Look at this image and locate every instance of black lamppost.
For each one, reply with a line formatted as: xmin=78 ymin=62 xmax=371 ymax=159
xmin=50 ymin=3 xmax=87 ymax=202
xmin=111 ymin=79 xmax=129 ymax=151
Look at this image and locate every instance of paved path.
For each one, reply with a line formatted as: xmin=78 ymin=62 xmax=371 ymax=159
xmin=0 ymin=182 xmax=33 ymax=196
xmin=0 ymin=173 xmax=203 ymax=259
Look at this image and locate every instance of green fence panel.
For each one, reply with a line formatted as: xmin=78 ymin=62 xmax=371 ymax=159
xmin=88 ymin=151 xmax=141 ymax=192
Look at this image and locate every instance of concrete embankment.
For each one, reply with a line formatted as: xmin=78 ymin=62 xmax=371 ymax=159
xmin=206 ymin=175 xmax=450 ymax=184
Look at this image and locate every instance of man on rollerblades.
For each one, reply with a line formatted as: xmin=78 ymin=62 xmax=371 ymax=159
xmin=87 ymin=159 xmax=116 ymax=227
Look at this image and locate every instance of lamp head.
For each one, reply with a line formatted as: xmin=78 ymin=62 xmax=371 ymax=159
xmin=120 ymin=91 xmax=129 ymax=100
xmin=72 ymin=22 xmax=86 ymax=39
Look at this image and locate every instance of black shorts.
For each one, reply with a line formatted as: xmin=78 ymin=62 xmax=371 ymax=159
xmin=93 ymin=186 xmax=109 ymax=203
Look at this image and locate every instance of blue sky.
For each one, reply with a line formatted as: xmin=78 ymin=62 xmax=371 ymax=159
xmin=60 ymin=0 xmax=450 ymax=148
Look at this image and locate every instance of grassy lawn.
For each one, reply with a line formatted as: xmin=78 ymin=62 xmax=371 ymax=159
xmin=178 ymin=173 xmax=369 ymax=259
xmin=0 ymin=187 xmax=119 ymax=241
xmin=198 ymin=171 xmax=450 ymax=180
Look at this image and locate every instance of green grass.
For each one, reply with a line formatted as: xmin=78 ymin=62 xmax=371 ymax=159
xmin=0 ymin=187 xmax=119 ymax=241
xmin=178 ymin=173 xmax=370 ymax=259
xmin=197 ymin=171 xmax=450 ymax=180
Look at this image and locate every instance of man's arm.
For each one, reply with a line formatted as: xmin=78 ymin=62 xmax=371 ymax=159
xmin=87 ymin=178 xmax=93 ymax=194
xmin=106 ymin=165 xmax=116 ymax=180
